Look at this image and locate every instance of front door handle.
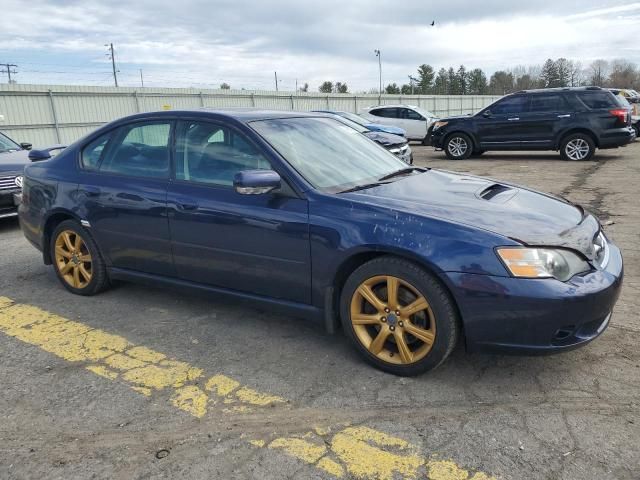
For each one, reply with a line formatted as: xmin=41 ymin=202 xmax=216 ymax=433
xmin=176 ymin=202 xmax=198 ymax=211
xmin=507 ymin=117 xmax=520 ymax=121
xmin=557 ymin=114 xmax=571 ymax=118
xmin=80 ymin=186 xmax=101 ymax=197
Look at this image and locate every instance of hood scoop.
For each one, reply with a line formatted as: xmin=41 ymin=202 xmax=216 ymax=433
xmin=477 ymin=183 xmax=517 ymax=203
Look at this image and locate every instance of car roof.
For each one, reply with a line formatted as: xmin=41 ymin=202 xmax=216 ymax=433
xmin=367 ymin=104 xmax=418 ymax=109
xmin=513 ymin=86 xmax=607 ymax=95
xmin=111 ymin=108 xmax=324 ymax=124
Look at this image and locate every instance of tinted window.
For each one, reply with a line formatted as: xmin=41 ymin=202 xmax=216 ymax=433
xmin=81 ymin=133 xmax=111 ymax=170
xmin=529 ymin=94 xmax=568 ymax=113
xmin=402 ymin=108 xmax=424 ymax=120
xmin=99 ymin=122 xmax=170 ymax=178
xmin=490 ymin=96 xmax=529 ymax=115
xmin=176 ymin=121 xmax=271 ymax=187
xmin=576 ymin=92 xmax=617 ymax=109
xmin=0 ymin=132 xmax=20 ymax=153
xmin=370 ymin=108 xmax=398 ymax=118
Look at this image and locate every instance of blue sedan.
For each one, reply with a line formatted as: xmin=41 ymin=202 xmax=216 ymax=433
xmin=18 ymin=110 xmax=623 ymax=375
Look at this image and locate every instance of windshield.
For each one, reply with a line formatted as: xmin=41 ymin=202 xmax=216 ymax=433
xmin=330 ymin=115 xmax=369 ymax=133
xmin=0 ymin=132 xmax=21 ymax=153
xmin=413 ymin=107 xmax=435 ymax=118
xmin=250 ymin=117 xmax=407 ymax=192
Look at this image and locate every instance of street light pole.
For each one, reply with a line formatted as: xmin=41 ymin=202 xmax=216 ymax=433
xmin=374 ymin=49 xmax=382 ymax=103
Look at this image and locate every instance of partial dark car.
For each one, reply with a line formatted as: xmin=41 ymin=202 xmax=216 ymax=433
xmin=0 ymin=132 xmax=33 ymax=219
xmin=313 ymin=110 xmax=407 ymax=137
xmin=18 ymin=110 xmax=623 ymax=376
xmin=431 ymin=87 xmax=635 ymax=160
xmin=313 ymin=110 xmax=413 ymax=164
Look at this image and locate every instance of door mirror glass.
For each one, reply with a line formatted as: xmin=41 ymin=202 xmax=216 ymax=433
xmin=482 ymin=110 xmax=492 ymax=117
xmin=234 ymin=170 xmax=281 ymax=195
xmin=20 ymin=142 xmax=32 ymax=150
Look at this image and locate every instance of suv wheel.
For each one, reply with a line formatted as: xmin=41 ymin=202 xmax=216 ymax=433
xmin=560 ymin=133 xmax=595 ymax=161
xmin=444 ymin=133 xmax=472 ymax=160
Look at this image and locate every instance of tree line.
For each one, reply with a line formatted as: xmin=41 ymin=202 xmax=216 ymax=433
xmin=383 ymin=58 xmax=640 ymax=96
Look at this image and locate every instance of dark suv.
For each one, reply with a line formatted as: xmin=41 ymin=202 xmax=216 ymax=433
xmin=431 ymin=87 xmax=635 ymax=160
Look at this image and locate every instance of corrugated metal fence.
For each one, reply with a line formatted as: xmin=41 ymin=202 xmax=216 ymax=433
xmin=0 ymin=84 xmax=502 ymax=146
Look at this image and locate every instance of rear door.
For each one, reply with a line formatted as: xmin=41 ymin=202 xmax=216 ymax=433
xmin=517 ymin=93 xmax=574 ymax=147
xmin=476 ymin=95 xmax=530 ymax=148
xmin=76 ymin=120 xmax=173 ymax=276
xmin=365 ymin=107 xmax=401 ymax=127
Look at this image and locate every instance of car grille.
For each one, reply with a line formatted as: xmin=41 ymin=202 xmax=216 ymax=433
xmin=0 ymin=175 xmax=19 ymax=191
xmin=389 ymin=144 xmax=409 ymax=154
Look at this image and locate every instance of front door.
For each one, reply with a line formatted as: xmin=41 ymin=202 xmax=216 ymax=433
xmin=476 ymin=95 xmax=530 ymax=149
xmin=167 ymin=120 xmax=311 ymax=303
xmin=398 ymin=107 xmax=427 ymax=139
xmin=76 ymin=120 xmax=174 ymax=276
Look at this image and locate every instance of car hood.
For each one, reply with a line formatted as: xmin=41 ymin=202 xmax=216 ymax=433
xmin=364 ymin=130 xmax=406 ymax=147
xmin=440 ymin=114 xmax=473 ymax=122
xmin=366 ymin=123 xmax=406 ymax=135
xmin=345 ymin=169 xmax=601 ymax=259
xmin=0 ymin=149 xmax=30 ymax=174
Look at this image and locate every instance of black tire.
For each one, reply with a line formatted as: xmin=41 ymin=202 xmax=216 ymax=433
xmin=339 ymin=256 xmax=460 ymax=376
xmin=559 ymin=133 xmax=596 ymax=161
xmin=50 ymin=219 xmax=110 ymax=296
xmin=471 ymin=150 xmax=486 ymax=157
xmin=444 ymin=133 xmax=473 ymax=160
xmin=633 ymin=124 xmax=639 ymax=138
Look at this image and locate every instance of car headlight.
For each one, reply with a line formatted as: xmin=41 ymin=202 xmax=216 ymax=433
xmin=496 ymin=247 xmax=590 ymax=281
xmin=433 ymin=121 xmax=448 ymax=130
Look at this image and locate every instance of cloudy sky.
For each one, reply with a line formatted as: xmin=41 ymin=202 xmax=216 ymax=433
xmin=1 ymin=0 xmax=639 ymax=91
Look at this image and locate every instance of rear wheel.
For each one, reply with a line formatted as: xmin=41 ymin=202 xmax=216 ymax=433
xmin=340 ymin=257 xmax=459 ymax=376
xmin=560 ymin=133 xmax=595 ymax=161
xmin=471 ymin=150 xmax=486 ymax=157
xmin=633 ymin=123 xmax=639 ymax=138
xmin=51 ymin=220 xmax=109 ymax=295
xmin=444 ymin=133 xmax=473 ymax=160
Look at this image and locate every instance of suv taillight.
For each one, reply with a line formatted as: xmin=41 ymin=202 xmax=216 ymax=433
xmin=609 ymin=108 xmax=629 ymax=124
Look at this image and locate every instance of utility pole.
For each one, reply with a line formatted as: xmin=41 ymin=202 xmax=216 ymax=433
xmin=274 ymin=71 xmax=278 ymax=92
xmin=1 ymin=63 xmax=18 ymax=83
xmin=295 ymin=78 xmax=298 ymax=93
xmin=374 ymin=50 xmax=382 ymax=102
xmin=139 ymin=69 xmax=144 ymax=88
xmin=105 ymin=43 xmax=118 ymax=87
xmin=408 ymin=75 xmax=419 ymax=95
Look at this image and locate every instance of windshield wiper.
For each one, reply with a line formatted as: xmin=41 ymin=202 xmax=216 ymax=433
xmin=377 ymin=167 xmax=425 ymax=182
xmin=339 ymin=181 xmax=390 ymax=193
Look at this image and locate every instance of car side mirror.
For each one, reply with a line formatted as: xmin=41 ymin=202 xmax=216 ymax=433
xmin=20 ymin=142 xmax=32 ymax=150
xmin=482 ymin=110 xmax=492 ymax=118
xmin=28 ymin=149 xmax=52 ymax=161
xmin=234 ymin=170 xmax=281 ymax=195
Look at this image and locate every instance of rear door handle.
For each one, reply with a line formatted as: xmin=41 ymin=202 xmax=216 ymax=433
xmin=507 ymin=117 xmax=519 ymax=121
xmin=557 ymin=114 xmax=571 ymax=118
xmin=80 ymin=186 xmax=101 ymax=197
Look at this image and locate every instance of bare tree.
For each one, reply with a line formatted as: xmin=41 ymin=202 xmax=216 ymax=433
xmin=589 ymin=60 xmax=609 ymax=86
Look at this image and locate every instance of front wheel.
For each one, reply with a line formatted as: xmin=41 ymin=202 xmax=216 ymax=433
xmin=444 ymin=133 xmax=473 ymax=160
xmin=560 ymin=133 xmax=595 ymax=161
xmin=339 ymin=257 xmax=460 ymax=376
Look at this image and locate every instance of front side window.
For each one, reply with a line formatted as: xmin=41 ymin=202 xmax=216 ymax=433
xmin=175 ymin=121 xmax=271 ymax=186
xmin=251 ymin=117 xmax=406 ymax=192
xmin=0 ymin=132 xmax=20 ymax=153
xmin=99 ymin=122 xmax=171 ymax=178
xmin=370 ymin=108 xmax=398 ymax=119
xmin=489 ymin=96 xmax=529 ymax=115
xmin=529 ymin=94 xmax=568 ymax=113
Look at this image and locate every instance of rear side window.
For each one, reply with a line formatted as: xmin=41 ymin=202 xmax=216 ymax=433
xmin=490 ymin=96 xmax=529 ymax=115
xmin=401 ymin=108 xmax=424 ymax=120
xmin=81 ymin=133 xmax=111 ymax=170
xmin=529 ymin=94 xmax=568 ymax=113
xmin=99 ymin=122 xmax=171 ymax=178
xmin=370 ymin=108 xmax=399 ymax=119
xmin=576 ymin=92 xmax=617 ymax=109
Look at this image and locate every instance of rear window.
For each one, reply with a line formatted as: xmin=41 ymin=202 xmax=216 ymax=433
xmin=576 ymin=92 xmax=618 ymax=109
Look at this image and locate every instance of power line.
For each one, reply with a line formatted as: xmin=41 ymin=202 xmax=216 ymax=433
xmin=1 ymin=63 xmax=18 ymax=83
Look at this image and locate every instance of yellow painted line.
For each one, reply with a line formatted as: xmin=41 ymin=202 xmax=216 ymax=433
xmin=0 ymin=297 xmax=495 ymax=479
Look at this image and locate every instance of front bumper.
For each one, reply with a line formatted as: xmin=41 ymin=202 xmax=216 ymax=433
xmin=0 ymin=190 xmax=21 ymax=219
xmin=447 ymin=242 xmax=623 ymax=354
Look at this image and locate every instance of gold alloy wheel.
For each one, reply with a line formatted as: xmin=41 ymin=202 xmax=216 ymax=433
xmin=54 ymin=230 xmax=93 ymax=289
xmin=350 ymin=275 xmax=436 ymax=365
